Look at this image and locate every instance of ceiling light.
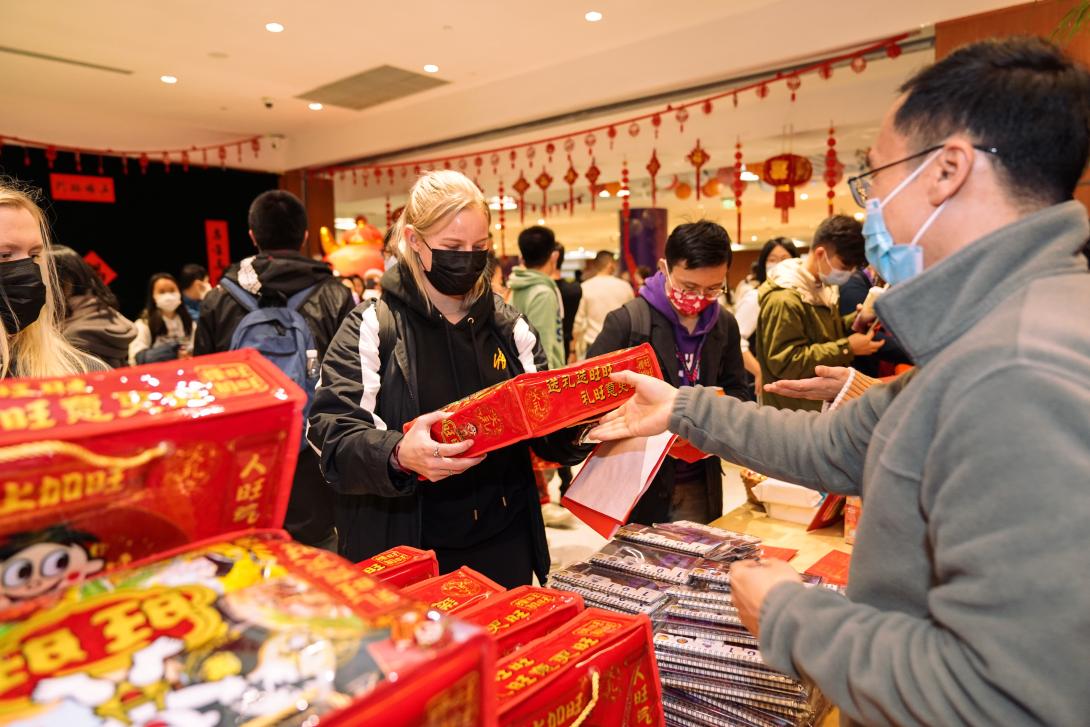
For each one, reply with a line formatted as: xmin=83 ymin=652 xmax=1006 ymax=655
xmin=494 ymin=223 xmax=502 ymax=230
xmin=617 ymin=189 xmax=630 ymax=197
xmin=800 ymin=193 xmax=809 ymax=200
xmin=599 ymin=190 xmax=610 ymax=198
xmin=160 ymin=75 xmax=177 ymax=84
xmin=488 ymin=195 xmax=518 ymax=211
xmin=750 ymin=235 xmax=758 ymax=242
xmin=308 ymin=102 xmax=323 ymax=111
xmin=740 ymin=171 xmax=759 ymax=182
xmin=265 ymin=22 xmax=285 ymax=33
xmin=854 ymin=212 xmax=865 ymax=221
xmin=334 ymin=217 xmax=357 ymax=231
xmin=537 ymin=218 xmax=546 ymax=225
xmin=585 ymin=11 xmax=603 ymax=22
xmin=423 ymin=64 xmax=440 ymax=73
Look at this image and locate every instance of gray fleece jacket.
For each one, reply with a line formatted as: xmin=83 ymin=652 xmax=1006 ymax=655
xmin=669 ymin=201 xmax=1090 ymax=726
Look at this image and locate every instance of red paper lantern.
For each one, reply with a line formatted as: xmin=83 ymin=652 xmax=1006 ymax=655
xmin=651 ymin=113 xmax=662 ymax=138
xmin=760 ymin=153 xmax=814 ymax=223
xmin=563 ymin=138 xmax=575 ymax=155
xmin=818 ymin=62 xmax=834 ymax=80
xmin=702 ymin=99 xmax=713 ymax=115
xmin=545 ymin=143 xmax=556 ymax=163
xmin=584 ymin=133 xmax=596 ymax=154
xmin=162 ymin=151 xmax=171 ymax=174
xmin=851 ymin=55 xmax=867 ymax=73
xmin=497 ymin=180 xmax=507 ymax=256
xmin=509 ymin=150 xmax=518 ymax=169
xmin=607 ymin=125 xmax=617 ymax=149
xmin=886 ymin=42 xmax=902 ymax=59
xmin=756 ymin=83 xmax=770 ymax=100
xmin=628 ymin=122 xmax=640 ymax=138
xmin=675 ymin=182 xmax=692 ymax=200
xmin=490 ymin=153 xmax=500 ymax=174
xmin=675 ymin=107 xmax=690 ymax=133
xmin=45 ymin=146 xmax=57 ymax=169
xmin=786 ymin=74 xmax=802 ymax=102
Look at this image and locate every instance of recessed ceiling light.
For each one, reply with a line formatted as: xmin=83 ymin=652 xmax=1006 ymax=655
xmin=740 ymin=171 xmax=759 ymax=182
xmin=494 ymin=223 xmax=502 ymax=230
xmin=537 ymin=218 xmax=546 ymax=225
xmin=160 ymin=75 xmax=177 ymax=84
xmin=599 ymin=190 xmax=610 ymax=198
xmin=265 ymin=22 xmax=285 ymax=33
xmin=423 ymin=64 xmax=440 ymax=73
xmin=750 ymin=235 xmax=758 ymax=242
xmin=617 ymin=189 xmax=630 ymax=197
xmin=585 ymin=10 xmax=603 ymax=22
xmin=308 ymin=102 xmax=323 ymax=111
xmin=800 ymin=192 xmax=809 ymax=200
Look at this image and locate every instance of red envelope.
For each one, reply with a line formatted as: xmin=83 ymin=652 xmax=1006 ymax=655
xmin=357 ymin=545 xmax=440 ymax=588
xmin=804 ymin=549 xmax=852 ymax=587
xmin=458 ymin=586 xmax=584 ymax=657
xmin=401 ymin=566 xmax=507 ymax=614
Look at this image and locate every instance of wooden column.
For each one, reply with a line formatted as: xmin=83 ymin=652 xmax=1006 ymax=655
xmin=935 ymin=0 xmax=1090 ymax=211
xmin=280 ymin=170 xmax=334 ymax=258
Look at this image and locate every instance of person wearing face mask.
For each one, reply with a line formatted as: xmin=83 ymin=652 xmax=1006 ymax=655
xmin=755 ymin=215 xmax=881 ymax=411
xmin=586 ymin=221 xmax=748 ymax=524
xmin=178 ymin=264 xmax=210 ymax=322
xmin=129 ymin=273 xmax=194 ymax=365
xmin=308 ymin=170 xmax=590 ymax=587
xmin=587 ymin=37 xmax=1090 ymax=726
xmin=0 ymin=182 xmax=103 ymax=378
xmin=508 ymin=226 xmax=565 ymax=370
xmin=732 ymin=238 xmax=800 ymax=396
xmin=52 ymin=245 xmax=136 ymax=369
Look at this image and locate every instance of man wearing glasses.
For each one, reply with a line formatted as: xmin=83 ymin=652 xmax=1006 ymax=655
xmin=586 ymin=220 xmax=749 ymax=524
xmin=590 ymin=37 xmax=1090 ymax=725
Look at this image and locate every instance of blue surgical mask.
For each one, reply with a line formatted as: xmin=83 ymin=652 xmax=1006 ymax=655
xmin=863 ymin=150 xmax=948 ymax=285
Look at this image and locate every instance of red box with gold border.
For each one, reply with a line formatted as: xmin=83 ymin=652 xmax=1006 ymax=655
xmin=357 ymin=545 xmax=440 ymax=587
xmin=0 ymin=350 xmax=303 ymax=616
xmin=458 ymin=586 xmax=584 ymax=658
xmin=0 ymin=531 xmax=495 ymax=726
xmin=405 ymin=344 xmax=663 ymax=458
xmin=495 ymin=608 xmax=665 ymax=727
xmin=401 ymin=567 xmax=506 ymax=615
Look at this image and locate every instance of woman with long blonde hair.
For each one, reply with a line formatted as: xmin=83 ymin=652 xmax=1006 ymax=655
xmin=0 ymin=181 xmax=102 ymax=378
xmin=308 ymin=170 xmax=588 ymax=587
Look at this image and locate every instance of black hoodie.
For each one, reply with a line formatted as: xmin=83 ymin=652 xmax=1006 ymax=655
xmin=307 ymin=264 xmax=590 ymax=580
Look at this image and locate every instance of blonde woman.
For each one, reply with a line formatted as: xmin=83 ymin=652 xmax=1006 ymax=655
xmin=308 ymin=170 xmax=589 ymax=587
xmin=0 ymin=181 xmax=103 ymax=378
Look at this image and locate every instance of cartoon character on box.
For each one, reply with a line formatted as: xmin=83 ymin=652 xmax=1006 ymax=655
xmin=0 ymin=526 xmax=104 ymax=610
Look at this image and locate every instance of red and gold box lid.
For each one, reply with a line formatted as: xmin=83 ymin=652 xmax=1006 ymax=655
xmin=357 ymin=545 xmax=440 ymax=588
xmin=401 ymin=567 xmax=506 ymax=615
xmin=406 ymin=344 xmax=662 ymax=459
xmin=0 ymin=351 xmax=304 ymax=614
xmin=0 ymin=531 xmax=495 ymax=726
xmin=457 ymin=585 xmax=583 ymax=657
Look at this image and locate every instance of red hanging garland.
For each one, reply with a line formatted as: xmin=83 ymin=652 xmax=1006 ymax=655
xmin=824 ymin=125 xmax=844 ymax=216
xmin=498 ymin=180 xmax=507 ymax=257
xmin=45 ymin=146 xmax=57 ymax=169
xmin=686 ymin=140 xmax=710 ymax=200
xmin=621 ymin=160 xmax=637 ymax=292
xmin=732 ymin=140 xmax=745 ymax=243
xmin=646 ymin=150 xmax=661 ymax=208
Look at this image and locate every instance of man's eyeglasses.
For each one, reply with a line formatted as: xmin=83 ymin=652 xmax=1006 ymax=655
xmin=846 ymin=145 xmax=1000 ymax=208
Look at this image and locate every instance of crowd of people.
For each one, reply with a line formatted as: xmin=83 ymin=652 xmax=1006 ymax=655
xmin=1 ymin=34 xmax=1089 ymax=724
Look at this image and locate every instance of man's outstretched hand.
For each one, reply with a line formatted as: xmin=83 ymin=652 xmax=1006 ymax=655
xmin=762 ymin=365 xmax=852 ymax=402
xmin=588 ymin=371 xmax=679 ymax=441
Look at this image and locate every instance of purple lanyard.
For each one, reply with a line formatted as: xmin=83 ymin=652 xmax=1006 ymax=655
xmin=675 ymin=347 xmax=702 ymax=387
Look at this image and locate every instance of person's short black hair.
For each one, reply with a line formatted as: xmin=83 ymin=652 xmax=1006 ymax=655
xmin=755 ymin=238 xmax=800 ymax=284
xmin=895 ymin=36 xmax=1090 ymax=206
xmin=248 ymin=190 xmax=308 ymax=251
xmin=555 ymin=243 xmax=566 ymax=268
xmin=518 ymin=226 xmax=557 ymax=268
xmin=178 ymin=264 xmax=208 ymax=291
xmin=593 ymin=250 xmax=615 ymax=267
xmin=51 ymin=245 xmax=121 ymax=312
xmin=812 ymin=215 xmax=866 ymax=270
xmin=664 ymin=221 xmax=731 ymax=270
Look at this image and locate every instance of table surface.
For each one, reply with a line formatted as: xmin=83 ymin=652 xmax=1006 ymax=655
xmin=709 ymin=504 xmax=850 ymax=726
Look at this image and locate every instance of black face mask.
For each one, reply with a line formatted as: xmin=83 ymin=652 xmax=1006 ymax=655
xmin=422 ymin=243 xmax=488 ymax=296
xmin=0 ymin=258 xmax=46 ymax=334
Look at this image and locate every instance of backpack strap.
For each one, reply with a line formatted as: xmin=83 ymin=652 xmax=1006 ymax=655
xmin=624 ymin=297 xmax=653 ymax=348
xmin=219 ymin=278 xmax=259 ymax=313
xmin=286 ymin=283 xmax=320 ymax=312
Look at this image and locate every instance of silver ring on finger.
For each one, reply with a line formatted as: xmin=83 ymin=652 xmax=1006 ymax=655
xmin=433 ymin=446 xmax=440 ymax=459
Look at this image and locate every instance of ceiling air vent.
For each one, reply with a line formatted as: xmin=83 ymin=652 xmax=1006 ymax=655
xmin=297 ymin=65 xmax=448 ymax=111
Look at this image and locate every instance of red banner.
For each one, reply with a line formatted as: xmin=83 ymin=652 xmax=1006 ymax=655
xmin=204 ymin=219 xmax=230 ymax=285
xmin=81 ymin=250 xmax=117 ymax=285
xmin=49 ymin=173 xmax=115 ymax=203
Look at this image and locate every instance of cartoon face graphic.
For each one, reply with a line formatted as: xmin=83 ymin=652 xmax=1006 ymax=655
xmin=0 ymin=527 xmax=105 ymax=608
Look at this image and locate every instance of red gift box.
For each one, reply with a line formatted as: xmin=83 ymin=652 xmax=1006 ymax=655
xmin=405 ymin=344 xmax=663 ymax=459
xmin=0 ymin=351 xmax=303 ymax=616
xmin=496 ymin=608 xmax=665 ymax=727
xmin=357 ymin=545 xmax=440 ymax=588
xmin=0 ymin=531 xmax=495 ymax=726
xmin=458 ymin=586 xmax=584 ymax=657
xmin=402 ymin=566 xmax=507 ymax=614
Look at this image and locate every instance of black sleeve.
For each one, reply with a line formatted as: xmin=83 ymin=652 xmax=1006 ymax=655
xmin=716 ymin=312 xmax=752 ymax=402
xmin=585 ymin=307 xmax=631 ymax=359
xmin=193 ymin=290 xmax=222 ymax=356
xmin=306 ymin=305 xmax=412 ymax=498
xmin=838 ymin=273 xmax=870 ymax=317
xmin=317 ymin=281 xmax=358 ymax=357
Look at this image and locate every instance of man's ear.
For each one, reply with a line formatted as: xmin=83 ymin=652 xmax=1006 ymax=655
xmin=657 ymin=258 xmax=669 ymax=276
xmin=248 ymin=230 xmax=258 ymax=250
xmin=928 ymin=139 xmax=975 ymax=207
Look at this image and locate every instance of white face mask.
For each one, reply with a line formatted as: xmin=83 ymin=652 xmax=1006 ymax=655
xmin=155 ymin=292 xmax=182 ymax=313
xmin=765 ymin=262 xmax=781 ymax=278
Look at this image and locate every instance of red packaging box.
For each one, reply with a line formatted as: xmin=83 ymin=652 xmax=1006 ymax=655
xmin=0 ymin=531 xmax=495 ymax=726
xmin=496 ymin=608 xmax=665 ymax=727
xmin=402 ymin=566 xmax=507 ymax=614
xmin=0 ymin=351 xmax=303 ymax=615
xmin=458 ymin=586 xmax=584 ymax=657
xmin=358 ymin=545 xmax=440 ymax=588
xmin=405 ymin=344 xmax=663 ymax=458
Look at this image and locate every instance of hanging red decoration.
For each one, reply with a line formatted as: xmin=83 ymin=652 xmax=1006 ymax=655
xmin=824 ymin=125 xmax=844 ymax=216
xmin=443 ymin=160 xmax=452 ymax=170
xmin=401 ymin=166 xmax=408 ymax=178
xmin=202 ymin=148 xmax=208 ymax=168
xmin=97 ymin=155 xmax=104 ymax=175
xmin=786 ymin=74 xmax=802 ymax=102
xmin=525 ymin=146 xmax=536 ymax=164
xmin=512 ymin=172 xmax=531 ymax=225
xmin=756 ymin=83 xmax=770 ymax=100
xmin=162 ymin=152 xmax=171 ymax=174
xmin=686 ymin=139 xmax=711 ymax=200
xmin=72 ymin=150 xmax=82 ymax=172
xmin=651 ymin=113 xmax=662 ymax=138
xmin=563 ymin=158 xmax=579 ymax=216
xmin=646 ymin=150 xmax=661 ymax=208
xmin=386 ymin=195 xmax=392 ymax=228
xmin=760 ymin=153 xmax=813 ymax=223
xmin=732 ymin=92 xmax=739 ymax=108
xmin=818 ymin=62 xmax=834 ymax=80
xmin=584 ymin=133 xmax=596 ymax=155
xmin=414 ymin=165 xmax=422 ymax=177
xmin=676 ymin=107 xmax=690 ymax=133
xmin=563 ymin=138 xmax=575 ymax=155
xmin=458 ymin=158 xmax=468 ymax=172
xmin=534 ymin=168 xmax=553 ymax=218
xmin=702 ymin=99 xmax=713 ymax=115
xmin=732 ymin=141 xmax=745 ymax=243
xmin=121 ymin=156 xmax=129 ymax=176
xmin=628 ymin=122 xmax=640 ymax=138
xmin=218 ymin=146 xmax=227 ymax=169
xmin=497 ymin=180 xmax=507 ymax=257
xmin=607 ymin=125 xmax=617 ymax=149
xmin=545 ymin=143 xmax=556 ymax=163
xmin=251 ymin=138 xmax=261 ymax=157
xmin=236 ymin=143 xmax=242 ymax=163
xmin=45 ymin=146 xmax=57 ymax=169
xmin=621 ymin=160 xmax=636 ymax=292
xmin=585 ymin=159 xmax=601 ymax=211
xmin=490 ymin=153 xmax=500 ymax=174
xmin=387 ymin=167 xmax=395 ymax=184
xmin=23 ymin=147 xmax=30 ymax=167
xmin=139 ymin=152 xmax=150 ymax=175
xmin=181 ymin=150 xmax=190 ymax=172
xmin=509 ymin=150 xmax=518 ymax=170
xmin=886 ymin=42 xmax=902 ymax=59
xmin=851 ymin=55 xmax=867 ymax=73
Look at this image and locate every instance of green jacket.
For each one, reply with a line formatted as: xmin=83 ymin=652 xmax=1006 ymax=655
xmin=755 ymin=265 xmax=854 ymax=411
xmin=508 ymin=267 xmax=565 ymax=369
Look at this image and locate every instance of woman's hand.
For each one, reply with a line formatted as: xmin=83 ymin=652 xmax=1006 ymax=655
xmin=588 ymin=371 xmax=679 ymax=441
xmin=394 ymin=410 xmax=486 ymax=482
